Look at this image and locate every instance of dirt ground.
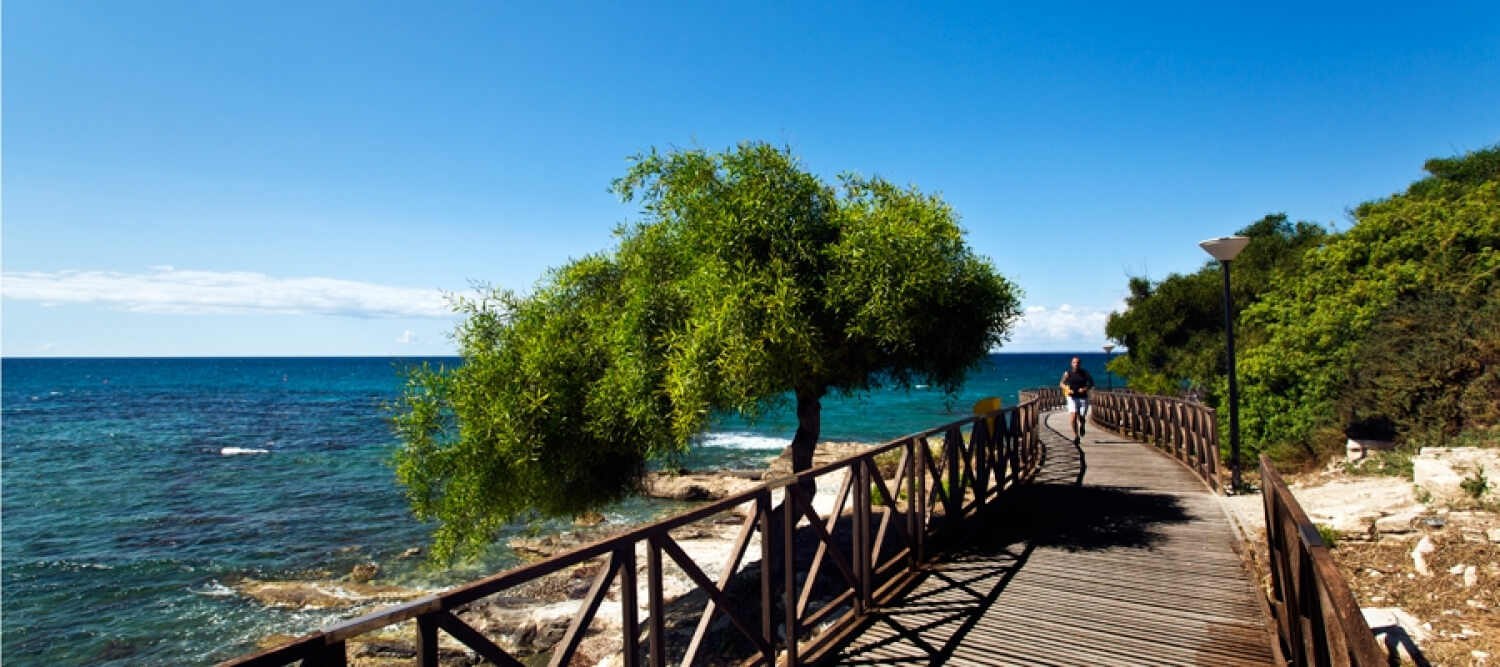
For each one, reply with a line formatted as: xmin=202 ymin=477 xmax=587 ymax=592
xmin=1225 ymin=466 xmax=1499 ymax=666
xmin=1336 ymin=532 xmax=1498 ymax=665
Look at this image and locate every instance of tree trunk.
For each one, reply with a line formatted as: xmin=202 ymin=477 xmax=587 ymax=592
xmin=791 ymin=389 xmax=823 ymax=473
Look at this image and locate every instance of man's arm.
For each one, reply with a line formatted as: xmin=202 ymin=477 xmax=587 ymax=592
xmin=1060 ymin=372 xmax=1071 ymax=395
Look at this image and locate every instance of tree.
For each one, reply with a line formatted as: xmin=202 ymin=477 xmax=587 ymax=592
xmin=1238 ymin=145 xmax=1500 ymax=459
xmin=394 ymin=142 xmax=1022 ymax=561
xmin=1104 ymin=214 xmax=1328 ymax=403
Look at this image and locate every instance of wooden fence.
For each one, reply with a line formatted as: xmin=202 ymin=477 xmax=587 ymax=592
xmin=224 ymin=399 xmax=1043 ymax=666
xmin=1260 ymin=455 xmax=1384 ymax=665
xmin=1088 ymin=389 xmax=1223 ymax=493
xmin=1017 ymin=386 xmax=1063 ymax=412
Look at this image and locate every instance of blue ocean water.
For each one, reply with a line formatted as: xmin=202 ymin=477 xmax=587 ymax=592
xmin=0 ymin=353 xmax=1108 ymax=664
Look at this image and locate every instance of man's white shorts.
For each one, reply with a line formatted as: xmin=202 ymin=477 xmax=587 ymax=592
xmin=1067 ymin=396 xmax=1089 ymax=414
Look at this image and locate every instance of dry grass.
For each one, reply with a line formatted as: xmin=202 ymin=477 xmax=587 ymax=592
xmin=1335 ymin=532 xmax=1499 ymax=665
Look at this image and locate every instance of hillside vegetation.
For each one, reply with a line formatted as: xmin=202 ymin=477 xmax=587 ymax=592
xmin=1107 ymin=145 xmax=1500 ymax=466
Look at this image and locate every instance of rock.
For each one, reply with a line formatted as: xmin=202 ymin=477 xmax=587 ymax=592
xmin=1449 ymin=563 xmax=1468 ymax=575
xmin=349 ymin=562 xmax=379 ymax=583
xmin=234 ymin=578 xmax=426 ymax=609
xmin=643 ymin=472 xmax=761 ymax=501
xmin=1412 ymin=536 xmax=1436 ymax=576
xmin=1363 ymin=606 xmax=1428 ymax=665
xmin=1290 ymin=477 xmax=1423 ymax=540
xmin=509 ymin=535 xmax=565 ymax=559
xmin=574 ymin=511 xmax=607 ymax=526
xmin=1491 ymin=528 xmax=1500 ymax=543
xmin=1413 ymin=447 xmax=1500 ymax=504
xmin=399 ymin=547 xmax=422 ymax=559
xmin=1373 ymin=512 xmax=1421 ymax=535
xmin=1464 ymin=565 xmax=1479 ymax=588
xmin=763 ymin=442 xmax=876 ymax=478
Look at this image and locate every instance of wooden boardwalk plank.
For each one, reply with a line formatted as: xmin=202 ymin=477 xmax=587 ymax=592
xmin=828 ymin=411 xmax=1277 ymax=665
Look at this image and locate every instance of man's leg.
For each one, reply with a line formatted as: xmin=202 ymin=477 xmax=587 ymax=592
xmin=1069 ymin=398 xmax=1081 ymax=444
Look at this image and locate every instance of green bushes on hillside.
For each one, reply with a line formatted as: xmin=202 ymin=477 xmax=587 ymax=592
xmin=1109 ymin=144 xmax=1500 ymax=467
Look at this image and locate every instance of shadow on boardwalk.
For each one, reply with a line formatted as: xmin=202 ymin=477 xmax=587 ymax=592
xmin=832 ymin=440 xmax=1198 ymax=664
xmin=827 ymin=413 xmax=1276 ymax=666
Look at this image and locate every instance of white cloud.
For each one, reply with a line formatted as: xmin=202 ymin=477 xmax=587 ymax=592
xmin=397 ymin=329 xmax=418 ymax=344
xmin=1 ymin=268 xmax=452 ymax=318
xmin=1005 ymin=303 xmax=1121 ymax=351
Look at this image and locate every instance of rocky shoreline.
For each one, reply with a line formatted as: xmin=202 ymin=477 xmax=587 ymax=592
xmin=239 ymin=441 xmax=878 ymax=665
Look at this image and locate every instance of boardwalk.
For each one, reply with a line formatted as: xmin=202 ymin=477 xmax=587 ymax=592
xmin=830 ymin=411 xmax=1278 ymax=665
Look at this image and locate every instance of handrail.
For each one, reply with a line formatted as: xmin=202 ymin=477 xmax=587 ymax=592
xmin=1088 ymin=389 xmax=1222 ymax=493
xmin=1017 ymin=386 xmax=1064 ymax=411
xmin=1259 ymin=455 xmax=1384 ymax=665
xmin=223 ymin=398 xmax=1044 ymax=666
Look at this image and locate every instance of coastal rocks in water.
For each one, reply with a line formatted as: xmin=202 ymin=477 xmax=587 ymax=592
xmin=234 ymin=578 xmax=426 ymax=609
xmin=643 ymin=472 xmax=761 ymax=501
xmin=399 ymin=547 xmax=423 ymax=559
xmin=349 ymin=562 xmax=380 ymax=583
xmin=574 ymin=510 xmax=607 ymax=526
xmin=509 ymin=534 xmax=580 ymax=560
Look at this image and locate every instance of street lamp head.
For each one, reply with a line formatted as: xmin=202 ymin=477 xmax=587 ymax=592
xmin=1199 ymin=235 xmax=1250 ymax=262
xmin=1102 ymin=344 xmax=1115 ymax=353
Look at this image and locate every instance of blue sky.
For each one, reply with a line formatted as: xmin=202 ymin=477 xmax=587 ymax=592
xmin=4 ymin=1 xmax=1497 ymax=357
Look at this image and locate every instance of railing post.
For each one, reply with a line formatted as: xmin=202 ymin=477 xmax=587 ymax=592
xmin=647 ymin=538 xmax=665 ymax=667
xmin=416 ymin=615 xmax=438 ymax=666
xmin=620 ymin=546 xmax=639 ymax=667
xmin=783 ymin=486 xmax=799 ymax=665
xmin=759 ymin=493 xmax=773 ymax=662
xmin=905 ymin=438 xmax=919 ymax=569
xmin=855 ymin=459 xmax=872 ymax=611
xmin=915 ymin=438 xmax=928 ymax=562
xmin=944 ymin=429 xmax=961 ymax=523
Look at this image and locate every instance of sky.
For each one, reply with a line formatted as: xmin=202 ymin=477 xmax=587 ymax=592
xmin=3 ymin=2 xmax=1497 ymax=357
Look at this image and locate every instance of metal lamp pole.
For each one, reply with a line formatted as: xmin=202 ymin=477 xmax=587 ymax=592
xmin=1199 ymin=236 xmax=1250 ymax=493
xmin=1102 ymin=344 xmax=1115 ymax=391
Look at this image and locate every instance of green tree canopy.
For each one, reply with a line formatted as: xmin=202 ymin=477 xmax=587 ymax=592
xmin=1104 ymin=214 xmax=1329 ymax=401
xmin=394 ymin=142 xmax=1022 ymax=561
xmin=1238 ymin=144 xmax=1500 ymax=458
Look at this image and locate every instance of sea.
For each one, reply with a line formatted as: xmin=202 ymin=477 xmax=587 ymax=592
xmin=0 ymin=352 xmax=1111 ymax=664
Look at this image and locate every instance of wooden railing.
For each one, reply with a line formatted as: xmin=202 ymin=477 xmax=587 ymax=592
xmin=224 ymin=399 xmax=1043 ymax=666
xmin=1017 ymin=386 xmax=1063 ymax=411
xmin=1088 ymin=389 xmax=1222 ymax=493
xmin=1260 ymin=455 xmax=1384 ymax=665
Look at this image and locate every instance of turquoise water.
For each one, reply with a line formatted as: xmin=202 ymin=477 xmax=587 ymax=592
xmin=0 ymin=353 xmax=1107 ymax=664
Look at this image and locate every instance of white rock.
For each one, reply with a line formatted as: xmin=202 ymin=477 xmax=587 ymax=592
xmin=1464 ymin=565 xmax=1479 ymax=588
xmin=1413 ymin=536 xmax=1436 ymax=576
xmin=1374 ymin=512 xmax=1421 ymax=534
xmin=1450 ymin=563 xmax=1468 ymax=575
xmin=1414 ymin=447 xmax=1500 ymax=504
xmin=1488 ymin=528 xmax=1500 ymax=543
xmin=1363 ymin=606 xmax=1429 ymax=644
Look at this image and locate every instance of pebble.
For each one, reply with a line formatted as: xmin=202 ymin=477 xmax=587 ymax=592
xmin=1464 ymin=565 xmax=1478 ymax=587
xmin=1449 ymin=563 xmax=1468 ymax=575
xmin=1412 ymin=536 xmax=1436 ymax=576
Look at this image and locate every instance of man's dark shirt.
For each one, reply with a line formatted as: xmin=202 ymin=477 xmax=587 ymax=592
xmin=1065 ymin=368 xmax=1095 ymax=396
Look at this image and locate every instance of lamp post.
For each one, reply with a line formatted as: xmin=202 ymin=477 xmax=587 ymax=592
xmin=1102 ymin=344 xmax=1115 ymax=391
xmin=1199 ymin=235 xmax=1250 ymax=493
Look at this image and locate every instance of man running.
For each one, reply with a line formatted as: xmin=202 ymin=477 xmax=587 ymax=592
xmin=1060 ymin=356 xmax=1095 ymax=444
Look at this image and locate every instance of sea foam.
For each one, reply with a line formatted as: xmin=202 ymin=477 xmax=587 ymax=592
xmin=220 ymin=447 xmax=269 ymax=456
xmin=698 ymin=432 xmax=788 ymax=451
